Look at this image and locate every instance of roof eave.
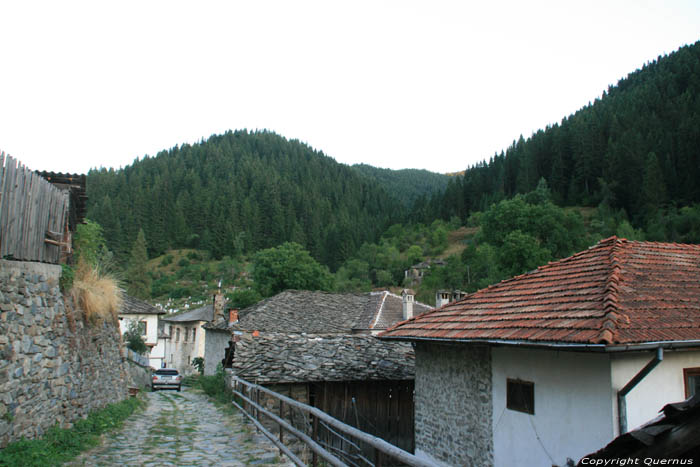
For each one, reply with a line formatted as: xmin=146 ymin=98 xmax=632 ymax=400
xmin=379 ymin=336 xmax=700 ymax=352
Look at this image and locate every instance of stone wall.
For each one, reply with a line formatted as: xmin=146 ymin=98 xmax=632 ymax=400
xmin=203 ymin=328 xmax=230 ymax=376
xmin=414 ymin=342 xmax=493 ymax=466
xmin=0 ymin=260 xmax=133 ymax=447
xmin=125 ymin=357 xmax=152 ymax=390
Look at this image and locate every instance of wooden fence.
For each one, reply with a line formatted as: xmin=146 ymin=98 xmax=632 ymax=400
xmin=231 ymin=375 xmax=435 ymax=467
xmin=0 ymin=153 xmax=70 ymax=264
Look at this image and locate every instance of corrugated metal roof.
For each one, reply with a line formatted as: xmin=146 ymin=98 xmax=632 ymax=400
xmin=380 ymin=237 xmax=700 ymax=346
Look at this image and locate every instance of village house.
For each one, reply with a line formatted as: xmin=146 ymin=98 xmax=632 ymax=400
xmin=117 ymin=295 xmax=165 ymax=368
xmin=159 ymin=292 xmax=225 ymax=375
xmin=380 ymin=237 xmax=700 ymax=467
xmin=203 ymin=289 xmax=432 ymax=452
xmin=404 ymin=259 xmax=446 ymax=286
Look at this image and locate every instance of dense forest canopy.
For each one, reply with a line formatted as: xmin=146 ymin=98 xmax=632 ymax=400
xmin=87 ymin=130 xmax=417 ymax=270
xmin=350 ymin=164 xmax=450 ymax=207
xmin=424 ymin=40 xmax=700 ymax=233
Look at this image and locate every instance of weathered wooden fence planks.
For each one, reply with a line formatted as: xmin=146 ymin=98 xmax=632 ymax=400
xmin=0 ymin=153 xmax=69 ymax=264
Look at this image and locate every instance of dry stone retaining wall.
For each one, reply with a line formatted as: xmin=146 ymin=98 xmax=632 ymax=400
xmin=0 ymin=260 xmax=145 ymax=447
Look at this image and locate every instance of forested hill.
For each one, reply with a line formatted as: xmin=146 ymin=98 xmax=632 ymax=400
xmin=431 ymin=40 xmax=700 ymax=229
xmin=350 ymin=164 xmax=450 ymax=206
xmin=86 ymin=130 xmax=407 ymax=270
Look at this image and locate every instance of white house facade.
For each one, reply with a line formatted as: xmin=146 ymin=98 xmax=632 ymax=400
xmin=117 ymin=295 xmax=165 ymax=367
xmin=160 ymin=293 xmax=225 ymax=375
xmin=381 ymin=237 xmax=700 ymax=466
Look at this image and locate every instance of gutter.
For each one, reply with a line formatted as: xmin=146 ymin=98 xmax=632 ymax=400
xmin=379 ymin=335 xmax=700 ymax=352
xmin=617 ymin=347 xmax=663 ymax=434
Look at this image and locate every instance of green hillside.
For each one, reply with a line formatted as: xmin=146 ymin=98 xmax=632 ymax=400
xmin=87 ymin=130 xmax=406 ymax=271
xmin=430 ymin=40 xmax=700 ymax=236
xmin=350 ymin=164 xmax=449 ymax=207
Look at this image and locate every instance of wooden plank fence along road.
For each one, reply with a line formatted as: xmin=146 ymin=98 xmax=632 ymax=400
xmin=0 ymin=152 xmax=69 ymax=264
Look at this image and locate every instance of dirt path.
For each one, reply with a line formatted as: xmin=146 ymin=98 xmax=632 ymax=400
xmin=66 ymin=388 xmax=294 ymax=466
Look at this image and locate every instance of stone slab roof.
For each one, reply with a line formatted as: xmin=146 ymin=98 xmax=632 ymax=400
xmin=381 ymin=237 xmax=700 ymax=346
xmin=204 ymin=289 xmax=432 ymax=333
xmin=119 ymin=295 xmax=165 ymax=315
xmin=352 ymin=291 xmax=432 ymax=332
xmin=232 ymin=333 xmax=415 ymax=384
xmin=162 ymin=304 xmax=214 ymax=323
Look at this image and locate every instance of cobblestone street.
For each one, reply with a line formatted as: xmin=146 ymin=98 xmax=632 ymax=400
xmin=66 ymin=389 xmax=294 ymax=466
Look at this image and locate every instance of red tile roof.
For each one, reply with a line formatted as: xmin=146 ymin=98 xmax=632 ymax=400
xmin=380 ymin=237 xmax=700 ymax=346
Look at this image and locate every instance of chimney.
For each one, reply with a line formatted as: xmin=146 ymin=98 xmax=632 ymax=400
xmin=402 ymin=289 xmax=415 ymax=320
xmin=213 ymin=292 xmax=225 ymax=321
xmin=228 ymin=308 xmax=239 ymax=325
xmin=436 ymin=290 xmax=451 ymax=308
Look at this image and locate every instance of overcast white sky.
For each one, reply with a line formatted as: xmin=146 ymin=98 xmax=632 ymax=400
xmin=1 ymin=1 xmax=699 ymax=175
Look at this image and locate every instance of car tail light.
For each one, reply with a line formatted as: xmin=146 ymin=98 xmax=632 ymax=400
xmin=152 ymin=375 xmax=157 ymax=381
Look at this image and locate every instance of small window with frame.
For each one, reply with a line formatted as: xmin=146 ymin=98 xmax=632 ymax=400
xmin=507 ymin=379 xmax=535 ymax=414
xmin=684 ymin=368 xmax=700 ymax=398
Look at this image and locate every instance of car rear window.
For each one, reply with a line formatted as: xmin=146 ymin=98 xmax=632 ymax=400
xmin=155 ymin=370 xmax=179 ymax=376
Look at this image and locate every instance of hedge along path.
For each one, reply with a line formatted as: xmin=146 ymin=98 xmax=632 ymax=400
xmin=65 ymin=389 xmax=294 ymax=466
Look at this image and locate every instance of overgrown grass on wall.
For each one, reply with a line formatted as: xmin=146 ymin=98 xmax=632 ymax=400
xmin=0 ymin=395 xmax=145 ymax=467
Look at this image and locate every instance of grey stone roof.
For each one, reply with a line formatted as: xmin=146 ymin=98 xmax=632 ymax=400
xmin=162 ymin=304 xmax=214 ymax=323
xmin=232 ymin=333 xmax=415 ymax=384
xmin=353 ymin=291 xmax=432 ymax=332
xmin=204 ymin=290 xmax=432 ymax=333
xmin=119 ymin=295 xmax=165 ymax=315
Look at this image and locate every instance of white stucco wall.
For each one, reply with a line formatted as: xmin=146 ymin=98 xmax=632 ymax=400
xmin=610 ymin=349 xmax=700 ymax=436
xmin=118 ymin=314 xmax=160 ymax=345
xmin=149 ymin=336 xmax=167 ymax=369
xmin=166 ymin=321 xmax=208 ymax=375
xmin=492 ymin=347 xmax=614 ymax=467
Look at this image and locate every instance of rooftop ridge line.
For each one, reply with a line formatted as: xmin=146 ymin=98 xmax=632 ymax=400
xmin=594 ymin=237 xmax=630 ymax=344
xmin=369 ymin=291 xmax=388 ymax=329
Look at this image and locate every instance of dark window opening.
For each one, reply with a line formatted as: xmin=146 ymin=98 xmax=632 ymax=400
xmin=507 ymin=379 xmax=534 ymax=414
xmin=684 ymin=368 xmax=700 ymax=398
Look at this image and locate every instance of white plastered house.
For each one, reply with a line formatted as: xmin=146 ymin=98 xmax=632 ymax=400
xmin=159 ymin=293 xmax=225 ymax=375
xmin=117 ymin=295 xmax=165 ymax=368
xmin=380 ymin=237 xmax=700 ymax=467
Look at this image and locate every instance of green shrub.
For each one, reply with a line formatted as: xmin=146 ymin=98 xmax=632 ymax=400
xmin=187 ymin=251 xmax=203 ymax=261
xmin=194 ymin=364 xmax=229 ymax=403
xmin=160 ymin=254 xmax=174 ymax=266
xmin=59 ymin=264 xmax=74 ymax=292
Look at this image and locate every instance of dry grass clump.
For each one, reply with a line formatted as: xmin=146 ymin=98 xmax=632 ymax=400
xmin=70 ymin=260 xmax=122 ymax=324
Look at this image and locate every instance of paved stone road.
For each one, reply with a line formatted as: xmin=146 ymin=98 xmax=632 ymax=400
xmin=66 ymin=388 xmax=295 ymax=466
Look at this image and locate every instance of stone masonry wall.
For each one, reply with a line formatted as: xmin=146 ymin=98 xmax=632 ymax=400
xmin=414 ymin=342 xmax=493 ymax=466
xmin=0 ymin=260 xmax=133 ymax=447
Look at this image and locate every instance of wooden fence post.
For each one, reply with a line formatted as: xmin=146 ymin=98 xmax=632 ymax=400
xmin=312 ymin=414 xmax=318 ymax=467
xmin=279 ymin=400 xmax=285 ymax=446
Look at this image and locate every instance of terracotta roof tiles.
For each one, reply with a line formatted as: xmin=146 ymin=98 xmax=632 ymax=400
xmin=380 ymin=237 xmax=700 ymax=346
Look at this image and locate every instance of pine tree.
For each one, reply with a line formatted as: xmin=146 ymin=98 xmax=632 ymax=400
xmin=127 ymin=229 xmax=151 ymax=299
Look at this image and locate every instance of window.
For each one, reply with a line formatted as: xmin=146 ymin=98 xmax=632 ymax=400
xmin=176 ymin=327 xmax=180 ymax=342
xmin=192 ymin=328 xmax=196 ymax=341
xmin=184 ymin=328 xmax=188 ymax=342
xmin=507 ymin=379 xmax=534 ymax=414
xmin=139 ymin=320 xmax=147 ymax=336
xmin=684 ymin=368 xmax=700 ymax=398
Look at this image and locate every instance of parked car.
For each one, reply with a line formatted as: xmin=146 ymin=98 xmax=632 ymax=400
xmin=152 ymin=368 xmax=182 ymax=391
